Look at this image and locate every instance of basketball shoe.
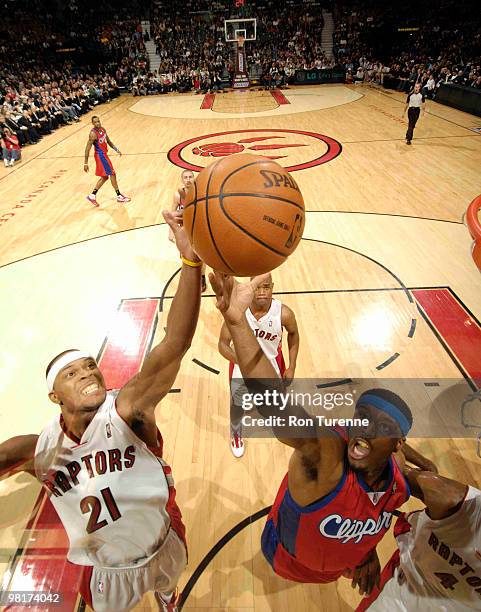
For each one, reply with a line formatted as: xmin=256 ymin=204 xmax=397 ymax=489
xmin=86 ymin=194 xmax=99 ymax=207
xmin=117 ymin=194 xmax=131 ymax=203
xmin=155 ymin=588 xmax=180 ymax=611
xmin=230 ymin=425 xmax=245 ymax=458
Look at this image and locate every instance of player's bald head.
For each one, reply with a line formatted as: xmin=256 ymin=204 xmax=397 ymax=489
xmin=251 ymin=273 xmax=272 ymax=284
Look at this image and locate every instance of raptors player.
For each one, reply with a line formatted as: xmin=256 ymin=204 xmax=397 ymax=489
xmin=0 ymin=211 xmax=202 ymax=612
xmin=211 ymin=273 xmax=435 ymax=594
xmin=84 ymin=116 xmax=130 ymax=207
xmin=218 ymin=273 xmax=299 ymax=457
xmin=169 ymin=169 xmax=206 ymax=292
xmin=358 ymin=468 xmax=481 ymax=611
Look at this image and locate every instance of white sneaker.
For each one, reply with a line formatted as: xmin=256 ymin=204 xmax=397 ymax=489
xmin=155 ymin=588 xmax=180 ymax=611
xmin=9 ymin=159 xmax=15 ymax=166
xmin=86 ymin=194 xmax=99 ymax=207
xmin=230 ymin=427 xmax=245 ymax=458
xmin=117 ymin=194 xmax=131 ymax=203
xmin=3 ymin=159 xmax=8 ymax=167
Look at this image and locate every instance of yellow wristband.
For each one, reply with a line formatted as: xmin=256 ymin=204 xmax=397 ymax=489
xmin=181 ymin=256 xmax=202 ymax=268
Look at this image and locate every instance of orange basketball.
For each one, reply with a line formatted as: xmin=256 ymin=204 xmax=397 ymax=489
xmin=183 ymin=154 xmax=305 ymax=276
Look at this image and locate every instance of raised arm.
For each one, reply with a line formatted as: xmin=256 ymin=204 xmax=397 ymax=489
xmin=281 ymin=304 xmax=299 ymax=385
xmin=404 ymin=467 xmax=468 ymax=519
xmin=116 ymin=211 xmax=202 ymax=442
xmin=0 ymin=434 xmax=38 ymax=478
xmin=402 ymin=441 xmax=438 ymax=473
xmin=218 ymin=321 xmax=237 ymax=363
xmin=83 ymin=130 xmax=96 ymax=172
xmin=210 ymin=273 xmax=343 ymax=453
xmin=211 ymin=273 xmax=278 ymax=379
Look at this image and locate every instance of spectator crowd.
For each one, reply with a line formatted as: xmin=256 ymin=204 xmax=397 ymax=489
xmin=333 ymin=0 xmax=481 ymax=96
xmin=0 ymin=0 xmax=143 ymax=166
xmin=128 ymin=0 xmax=331 ymax=96
xmin=1 ymin=0 xmax=479 ymax=166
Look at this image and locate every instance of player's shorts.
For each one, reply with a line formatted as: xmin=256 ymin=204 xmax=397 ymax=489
xmin=94 ymin=151 xmax=115 ymax=177
xmin=77 ymin=528 xmax=187 ymax=612
xmin=229 ymin=351 xmax=286 ymax=381
xmin=229 ymin=350 xmax=286 ymax=407
xmin=261 ymin=518 xmax=345 ymax=583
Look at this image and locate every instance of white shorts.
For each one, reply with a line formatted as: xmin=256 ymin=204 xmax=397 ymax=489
xmin=364 ymin=566 xmax=470 ymax=612
xmin=365 ymin=567 xmax=408 ymax=611
xmin=85 ymin=528 xmax=187 ymax=612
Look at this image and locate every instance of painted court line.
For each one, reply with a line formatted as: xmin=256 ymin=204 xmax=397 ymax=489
xmin=200 ymin=93 xmax=215 ymax=109
xmin=413 ymin=288 xmax=481 ymax=386
xmin=270 ymin=89 xmax=290 ymax=105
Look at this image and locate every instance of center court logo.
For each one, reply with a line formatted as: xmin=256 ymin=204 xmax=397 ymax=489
xmin=168 ymin=129 xmax=342 ymax=173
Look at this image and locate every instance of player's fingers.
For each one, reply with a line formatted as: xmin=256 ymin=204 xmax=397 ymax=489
xmin=209 ymin=271 xmax=222 ymax=298
xmin=351 ymin=567 xmax=359 ymax=589
xmin=211 ymin=272 xmax=230 ymax=306
xmin=248 ymin=273 xmax=271 ymax=292
xmin=162 ymin=210 xmax=177 ymax=229
xmin=366 ymin=561 xmax=378 ymax=595
xmin=223 ymin=274 xmax=235 ymax=298
xmin=360 ymin=568 xmax=369 ymax=595
xmin=171 ymin=210 xmax=183 ymax=223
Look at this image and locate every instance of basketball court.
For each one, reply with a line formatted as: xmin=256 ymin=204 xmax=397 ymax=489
xmin=1 ymin=80 xmax=481 ymax=611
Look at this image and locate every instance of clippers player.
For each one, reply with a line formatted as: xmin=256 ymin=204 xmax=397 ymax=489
xmin=0 ymin=211 xmax=202 ymax=612
xmin=358 ymin=468 xmax=481 ymax=611
xmin=169 ymin=170 xmax=206 ymax=292
xmin=84 ymin=116 xmax=130 ymax=206
xmin=210 ymin=273 xmax=435 ymax=594
xmin=218 ymin=274 xmax=299 ymax=457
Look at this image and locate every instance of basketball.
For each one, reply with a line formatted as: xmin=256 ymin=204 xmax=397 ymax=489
xmin=182 ymin=154 xmax=305 ymax=276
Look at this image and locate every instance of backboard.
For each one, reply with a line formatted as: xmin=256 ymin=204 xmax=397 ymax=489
xmin=224 ymin=18 xmax=257 ymax=42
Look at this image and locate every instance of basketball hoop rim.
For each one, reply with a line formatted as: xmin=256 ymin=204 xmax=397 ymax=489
xmin=466 ymin=194 xmax=481 ymax=241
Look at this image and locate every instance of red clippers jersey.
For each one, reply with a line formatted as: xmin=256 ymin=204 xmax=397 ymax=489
xmin=93 ymin=127 xmax=108 ymax=156
xmin=262 ymin=452 xmax=410 ymax=583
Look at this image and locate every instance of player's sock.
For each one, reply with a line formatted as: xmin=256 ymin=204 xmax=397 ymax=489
xmin=116 ymin=189 xmax=120 ymax=196
xmin=92 ymin=189 xmax=98 ymax=195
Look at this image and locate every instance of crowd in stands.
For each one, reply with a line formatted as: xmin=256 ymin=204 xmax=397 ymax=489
xmin=0 ymin=73 xmax=119 ymax=166
xmin=0 ymin=0 xmax=144 ymax=165
xmin=1 ymin=0 xmax=479 ymax=166
xmin=129 ymin=0 xmax=331 ymax=96
xmin=333 ymin=0 xmax=481 ymax=97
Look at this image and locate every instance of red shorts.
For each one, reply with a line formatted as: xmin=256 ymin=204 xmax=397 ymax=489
xmin=94 ymin=152 xmax=115 ymax=177
xmin=261 ymin=516 xmax=346 ymax=584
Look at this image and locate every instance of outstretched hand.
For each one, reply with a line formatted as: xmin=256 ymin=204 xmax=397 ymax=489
xmin=162 ymin=210 xmax=199 ymax=263
xmin=347 ymin=548 xmax=381 ymax=596
xmin=209 ymin=272 xmax=271 ymax=326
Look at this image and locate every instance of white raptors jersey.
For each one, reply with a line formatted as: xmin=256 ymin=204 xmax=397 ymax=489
xmin=232 ymin=298 xmax=283 ymax=378
xmin=394 ymin=486 xmax=481 ymax=610
xmin=35 ymin=391 xmax=180 ymax=568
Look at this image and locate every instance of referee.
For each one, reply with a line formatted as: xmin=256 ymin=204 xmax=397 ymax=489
xmin=403 ymin=83 xmax=425 ymax=145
